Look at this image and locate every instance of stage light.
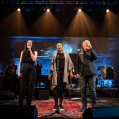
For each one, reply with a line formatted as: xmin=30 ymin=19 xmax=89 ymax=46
xmin=78 ymin=9 xmax=81 ymax=12
xmin=88 ymin=8 xmax=92 ymax=11
xmin=17 ymin=8 xmax=21 ymax=12
xmin=56 ymin=8 xmax=60 ymax=11
xmin=73 ymin=7 xmax=77 ymax=11
xmin=43 ymin=7 xmax=46 ymax=11
xmin=47 ymin=8 xmax=50 ymax=12
xmin=106 ymin=9 xmax=109 ymax=12
xmin=25 ymin=8 xmax=30 ymax=11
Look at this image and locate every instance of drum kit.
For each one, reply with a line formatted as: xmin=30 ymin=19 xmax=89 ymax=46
xmin=96 ymin=66 xmax=115 ymax=87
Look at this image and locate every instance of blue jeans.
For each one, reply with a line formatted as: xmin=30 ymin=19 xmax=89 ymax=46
xmin=79 ymin=75 xmax=97 ymax=106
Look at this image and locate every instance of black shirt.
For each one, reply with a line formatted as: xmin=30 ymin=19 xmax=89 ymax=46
xmin=82 ymin=50 xmax=92 ymax=76
xmin=22 ymin=50 xmax=34 ymax=63
xmin=57 ymin=53 xmax=65 ymax=69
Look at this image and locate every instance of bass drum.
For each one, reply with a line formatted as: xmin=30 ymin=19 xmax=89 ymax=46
xmin=102 ymin=66 xmax=114 ymax=79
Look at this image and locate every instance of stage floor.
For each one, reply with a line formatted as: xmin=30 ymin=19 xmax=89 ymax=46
xmin=0 ymin=92 xmax=119 ymax=119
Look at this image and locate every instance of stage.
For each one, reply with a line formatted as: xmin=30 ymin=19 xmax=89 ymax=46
xmin=0 ymin=91 xmax=119 ymax=119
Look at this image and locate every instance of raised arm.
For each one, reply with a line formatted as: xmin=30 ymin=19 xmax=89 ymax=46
xmin=90 ymin=49 xmax=97 ymax=60
xmin=30 ymin=51 xmax=38 ymax=62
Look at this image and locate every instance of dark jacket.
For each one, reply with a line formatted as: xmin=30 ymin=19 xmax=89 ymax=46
xmin=75 ymin=49 xmax=97 ymax=75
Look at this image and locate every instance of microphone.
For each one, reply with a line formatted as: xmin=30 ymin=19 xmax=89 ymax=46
xmin=86 ymin=44 xmax=91 ymax=48
xmin=88 ymin=45 xmax=91 ymax=47
xmin=58 ymin=47 xmax=61 ymax=53
xmin=27 ymin=45 xmax=31 ymax=51
xmin=58 ymin=47 xmax=61 ymax=50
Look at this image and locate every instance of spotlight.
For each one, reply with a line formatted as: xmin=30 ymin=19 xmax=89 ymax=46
xmin=88 ymin=8 xmax=92 ymax=11
xmin=78 ymin=9 xmax=81 ymax=12
xmin=73 ymin=7 xmax=77 ymax=11
xmin=106 ymin=9 xmax=109 ymax=12
xmin=46 ymin=8 xmax=50 ymax=12
xmin=56 ymin=8 xmax=60 ymax=11
xmin=17 ymin=8 xmax=21 ymax=12
xmin=25 ymin=8 xmax=30 ymax=11
xmin=43 ymin=7 xmax=46 ymax=11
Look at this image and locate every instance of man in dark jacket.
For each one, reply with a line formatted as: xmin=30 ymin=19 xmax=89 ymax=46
xmin=75 ymin=40 xmax=97 ymax=112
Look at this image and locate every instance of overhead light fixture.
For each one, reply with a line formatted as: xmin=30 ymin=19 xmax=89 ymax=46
xmin=88 ymin=8 xmax=92 ymax=11
xmin=17 ymin=8 xmax=21 ymax=12
xmin=73 ymin=7 xmax=77 ymax=10
xmin=46 ymin=8 xmax=50 ymax=12
xmin=106 ymin=9 xmax=109 ymax=12
xmin=43 ymin=7 xmax=46 ymax=11
xmin=25 ymin=8 xmax=30 ymax=11
xmin=56 ymin=8 xmax=60 ymax=11
xmin=78 ymin=8 xmax=81 ymax=12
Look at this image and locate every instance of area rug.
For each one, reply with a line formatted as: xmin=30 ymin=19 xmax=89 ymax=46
xmin=31 ymin=99 xmax=92 ymax=118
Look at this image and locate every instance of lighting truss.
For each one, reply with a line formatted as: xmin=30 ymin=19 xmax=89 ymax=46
xmin=0 ymin=0 xmax=119 ymax=5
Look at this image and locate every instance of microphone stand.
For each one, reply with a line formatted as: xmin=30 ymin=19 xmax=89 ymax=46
xmin=40 ymin=51 xmax=72 ymax=119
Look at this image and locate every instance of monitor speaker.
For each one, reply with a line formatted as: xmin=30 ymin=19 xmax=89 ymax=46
xmin=0 ymin=105 xmax=38 ymax=119
xmin=83 ymin=107 xmax=119 ymax=119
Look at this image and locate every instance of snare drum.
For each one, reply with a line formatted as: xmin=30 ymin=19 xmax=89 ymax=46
xmin=102 ymin=66 xmax=114 ymax=79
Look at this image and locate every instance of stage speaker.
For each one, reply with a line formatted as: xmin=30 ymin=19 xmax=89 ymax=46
xmin=0 ymin=105 xmax=38 ymax=119
xmin=82 ymin=107 xmax=119 ymax=119
xmin=35 ymin=90 xmax=49 ymax=100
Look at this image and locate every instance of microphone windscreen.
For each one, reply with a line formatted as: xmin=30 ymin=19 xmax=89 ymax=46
xmin=58 ymin=47 xmax=61 ymax=49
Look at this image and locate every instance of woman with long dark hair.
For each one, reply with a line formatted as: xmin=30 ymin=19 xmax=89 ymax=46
xmin=18 ymin=40 xmax=37 ymax=105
